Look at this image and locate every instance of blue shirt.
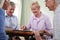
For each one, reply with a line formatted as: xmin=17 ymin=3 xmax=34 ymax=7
xmin=0 ymin=8 xmax=7 ymax=40
xmin=5 ymin=15 xmax=19 ymax=30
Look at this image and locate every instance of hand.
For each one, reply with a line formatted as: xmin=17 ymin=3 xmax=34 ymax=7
xmin=40 ymin=30 xmax=52 ymax=36
xmin=39 ymin=30 xmax=45 ymax=33
xmin=32 ymin=31 xmax=42 ymax=40
xmin=20 ymin=25 xmax=26 ymax=30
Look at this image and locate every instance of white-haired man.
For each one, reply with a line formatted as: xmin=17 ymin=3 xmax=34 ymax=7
xmin=0 ymin=0 xmax=10 ymax=40
xmin=46 ymin=0 xmax=60 ymax=40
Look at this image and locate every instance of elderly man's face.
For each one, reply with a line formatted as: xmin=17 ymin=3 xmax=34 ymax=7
xmin=31 ymin=4 xmax=40 ymax=16
xmin=6 ymin=6 xmax=15 ymax=16
xmin=46 ymin=0 xmax=55 ymax=10
xmin=3 ymin=0 xmax=10 ymax=10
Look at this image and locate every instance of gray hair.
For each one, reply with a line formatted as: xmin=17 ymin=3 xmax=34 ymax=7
xmin=10 ymin=2 xmax=15 ymax=7
xmin=55 ymin=0 xmax=60 ymax=4
xmin=0 ymin=0 xmax=5 ymax=8
xmin=31 ymin=1 xmax=40 ymax=8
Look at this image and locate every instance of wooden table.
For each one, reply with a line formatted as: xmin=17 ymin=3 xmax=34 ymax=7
xmin=6 ymin=30 xmax=34 ymax=40
xmin=6 ymin=30 xmax=53 ymax=40
xmin=6 ymin=30 xmax=34 ymax=36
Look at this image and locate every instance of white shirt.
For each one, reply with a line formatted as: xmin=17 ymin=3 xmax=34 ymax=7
xmin=5 ymin=15 xmax=19 ymax=30
xmin=53 ymin=5 xmax=60 ymax=40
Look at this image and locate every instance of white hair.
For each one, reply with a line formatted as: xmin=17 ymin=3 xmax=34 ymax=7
xmin=55 ymin=0 xmax=60 ymax=4
xmin=31 ymin=1 xmax=40 ymax=8
xmin=0 ymin=0 xmax=5 ymax=8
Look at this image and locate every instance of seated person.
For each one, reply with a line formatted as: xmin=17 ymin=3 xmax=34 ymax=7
xmin=21 ymin=1 xmax=53 ymax=40
xmin=5 ymin=2 xmax=20 ymax=40
xmin=5 ymin=2 xmax=19 ymax=30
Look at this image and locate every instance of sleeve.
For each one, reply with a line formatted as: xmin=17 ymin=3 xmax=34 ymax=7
xmin=5 ymin=17 xmax=9 ymax=27
xmin=0 ymin=9 xmax=5 ymax=32
xmin=15 ymin=16 xmax=19 ymax=30
xmin=0 ymin=9 xmax=7 ymax=40
xmin=45 ymin=16 xmax=53 ymax=33
xmin=26 ymin=22 xmax=31 ymax=30
xmin=26 ymin=18 xmax=32 ymax=30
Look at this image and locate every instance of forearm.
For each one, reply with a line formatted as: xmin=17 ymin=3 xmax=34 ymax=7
xmin=39 ymin=30 xmax=53 ymax=36
xmin=34 ymin=31 xmax=43 ymax=40
xmin=44 ymin=30 xmax=53 ymax=36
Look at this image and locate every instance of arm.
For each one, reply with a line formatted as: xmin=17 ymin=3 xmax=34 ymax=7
xmin=45 ymin=17 xmax=53 ymax=36
xmin=21 ymin=18 xmax=31 ymax=30
xmin=15 ymin=17 xmax=19 ymax=30
xmin=25 ymin=21 xmax=31 ymax=30
xmin=0 ymin=8 xmax=7 ymax=40
xmin=34 ymin=31 xmax=43 ymax=40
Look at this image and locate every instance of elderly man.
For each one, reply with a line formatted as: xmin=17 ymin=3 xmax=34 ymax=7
xmin=5 ymin=2 xmax=19 ymax=30
xmin=5 ymin=1 xmax=20 ymax=40
xmin=46 ymin=0 xmax=60 ymax=40
xmin=21 ymin=1 xmax=52 ymax=40
xmin=5 ymin=2 xmax=21 ymax=40
xmin=0 ymin=0 xmax=10 ymax=40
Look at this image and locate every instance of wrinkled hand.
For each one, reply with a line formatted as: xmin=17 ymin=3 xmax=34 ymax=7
xmin=39 ymin=30 xmax=45 ymax=34
xmin=20 ymin=25 xmax=26 ymax=30
xmin=32 ymin=31 xmax=42 ymax=40
xmin=40 ymin=30 xmax=52 ymax=36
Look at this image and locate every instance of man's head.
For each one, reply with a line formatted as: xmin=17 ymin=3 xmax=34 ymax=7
xmin=45 ymin=0 xmax=55 ymax=11
xmin=31 ymin=1 xmax=40 ymax=16
xmin=2 ymin=0 xmax=10 ymax=10
xmin=6 ymin=2 xmax=15 ymax=16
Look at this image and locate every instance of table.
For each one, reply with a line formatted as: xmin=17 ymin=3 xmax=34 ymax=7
xmin=6 ymin=30 xmax=53 ymax=40
xmin=6 ymin=30 xmax=34 ymax=40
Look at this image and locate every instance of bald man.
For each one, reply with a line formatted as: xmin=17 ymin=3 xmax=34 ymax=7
xmin=0 ymin=0 xmax=10 ymax=40
xmin=46 ymin=0 xmax=60 ymax=40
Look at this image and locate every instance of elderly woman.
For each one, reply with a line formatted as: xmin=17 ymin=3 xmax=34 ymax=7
xmin=21 ymin=1 xmax=53 ymax=40
xmin=0 ymin=0 xmax=10 ymax=40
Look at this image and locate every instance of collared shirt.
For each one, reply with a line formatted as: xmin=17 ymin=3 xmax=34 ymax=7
xmin=53 ymin=5 xmax=60 ymax=40
xmin=26 ymin=13 xmax=53 ymax=40
xmin=0 ymin=8 xmax=7 ymax=40
xmin=26 ymin=13 xmax=53 ymax=33
xmin=5 ymin=15 xmax=19 ymax=30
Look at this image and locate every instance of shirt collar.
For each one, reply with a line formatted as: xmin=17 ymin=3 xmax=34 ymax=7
xmin=5 ymin=15 xmax=14 ymax=17
xmin=32 ymin=13 xmax=44 ymax=20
